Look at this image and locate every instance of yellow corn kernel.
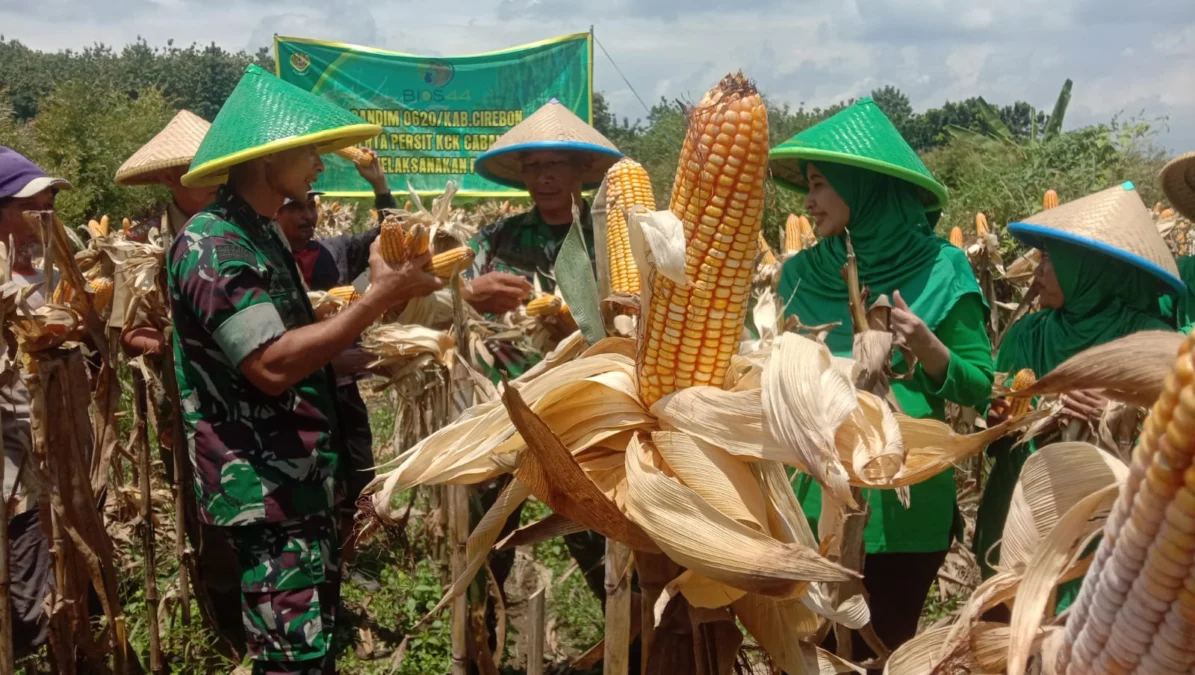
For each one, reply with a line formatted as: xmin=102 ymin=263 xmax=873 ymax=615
xmin=1007 ymin=368 xmax=1036 ymax=418
xmin=426 ymin=247 xmax=474 ymax=278
xmin=334 ymin=145 xmax=374 ymax=168
xmin=976 ymin=212 xmax=990 ymax=237
xmin=784 ymin=213 xmax=802 ymax=253
xmin=949 ymin=226 xmax=964 ymax=248
xmin=605 ymin=157 xmax=655 ymax=295
xmin=1044 ymin=189 xmax=1060 ymax=210
xmin=1161 ymin=208 xmax=1176 ymax=219
xmin=638 ymin=72 xmax=769 ymax=407
xmin=758 ymin=232 xmax=777 ymax=266
xmin=327 ymin=285 xmax=360 ymax=304
xmin=526 ymin=294 xmax=563 ymax=317
xmin=88 ymin=277 xmax=114 ymax=314
xmin=380 ymin=216 xmax=405 ymax=263
xmin=799 ymin=215 xmax=816 ymax=247
xmin=409 ymin=224 xmax=430 ymax=257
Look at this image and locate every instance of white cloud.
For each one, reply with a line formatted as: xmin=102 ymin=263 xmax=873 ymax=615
xmin=1 ymin=0 xmax=1193 ymax=152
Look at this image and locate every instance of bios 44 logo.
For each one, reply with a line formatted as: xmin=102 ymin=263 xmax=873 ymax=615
xmin=404 ymin=60 xmax=463 ymax=103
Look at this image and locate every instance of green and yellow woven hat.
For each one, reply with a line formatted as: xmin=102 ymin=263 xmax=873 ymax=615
xmin=182 ymin=65 xmax=381 ymax=188
xmin=768 ymin=97 xmax=948 ymax=211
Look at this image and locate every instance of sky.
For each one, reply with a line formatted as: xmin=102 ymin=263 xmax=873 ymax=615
xmin=2 ymin=0 xmax=1193 ymax=153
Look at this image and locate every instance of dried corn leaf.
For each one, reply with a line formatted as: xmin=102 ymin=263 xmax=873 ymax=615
xmin=623 ymin=433 xmax=854 ymax=597
xmin=999 ymin=442 xmax=1127 ymax=573
xmin=1006 ymin=484 xmax=1118 ymax=675
xmin=838 ymin=390 xmax=903 ymax=486
xmin=417 ymin=479 xmax=530 ymax=626
xmin=368 ymin=354 xmax=644 ymax=495
xmin=736 ymin=591 xmax=864 ymax=674
xmin=503 ymin=379 xmax=659 ymax=552
xmin=752 ymin=460 xmax=818 ymax=548
xmin=652 ymin=430 xmax=768 ymax=532
xmin=496 ymin=512 xmax=586 ymax=550
xmin=887 ymin=411 xmax=1047 ymax=488
xmin=1014 ymin=330 xmax=1183 ymax=407
xmin=670 ymin=570 xmax=747 ymax=609
xmin=361 ymin=323 xmax=455 ymax=369
xmin=762 ymin=333 xmax=858 ymax=507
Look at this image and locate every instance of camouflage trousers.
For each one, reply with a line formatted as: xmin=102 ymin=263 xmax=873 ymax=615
xmin=226 ymin=513 xmax=341 ymax=673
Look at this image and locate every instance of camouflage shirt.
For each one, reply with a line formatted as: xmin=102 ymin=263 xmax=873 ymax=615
xmin=465 ymin=201 xmax=594 ymax=379
xmin=168 ymin=186 xmax=339 ymax=527
xmin=466 ymin=201 xmax=594 ymax=293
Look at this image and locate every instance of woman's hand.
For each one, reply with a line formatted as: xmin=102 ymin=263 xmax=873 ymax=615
xmin=892 ymin=290 xmax=951 ymax=383
xmin=1060 ymin=389 xmax=1108 ymax=423
xmin=987 ymin=398 xmax=1012 ymax=427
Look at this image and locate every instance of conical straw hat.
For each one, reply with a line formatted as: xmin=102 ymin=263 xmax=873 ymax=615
xmin=1161 ymin=151 xmax=1195 ymax=222
xmin=115 ymin=110 xmax=211 ymax=186
xmin=182 ymin=65 xmax=381 ymax=188
xmin=768 ymin=97 xmax=947 ymax=212
xmin=1007 ymin=182 xmax=1184 ymax=293
xmin=475 ymin=99 xmax=622 ymax=189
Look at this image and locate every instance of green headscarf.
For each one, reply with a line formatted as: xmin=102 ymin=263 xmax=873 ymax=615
xmin=997 ymin=240 xmax=1172 ymax=375
xmin=778 ymin=161 xmax=983 ymax=355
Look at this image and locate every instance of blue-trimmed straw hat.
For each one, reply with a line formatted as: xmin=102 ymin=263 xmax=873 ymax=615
xmin=475 ymin=99 xmax=622 ymax=189
xmin=1007 ymin=182 xmax=1185 ymax=293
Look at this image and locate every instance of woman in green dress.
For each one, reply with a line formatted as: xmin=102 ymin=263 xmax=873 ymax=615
xmin=769 ymin=98 xmax=994 ymax=661
xmin=1159 ymin=151 xmax=1195 ymax=332
xmin=975 ymin=182 xmax=1183 ymax=611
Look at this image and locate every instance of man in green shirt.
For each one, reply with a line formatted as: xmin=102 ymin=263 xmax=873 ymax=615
xmin=169 ymin=65 xmax=441 ymax=674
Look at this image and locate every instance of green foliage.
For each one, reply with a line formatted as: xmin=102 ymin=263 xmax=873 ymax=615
xmin=2 ymin=79 xmax=176 ymax=226
xmin=0 ymin=37 xmax=272 ymax=122
xmin=925 ymin=115 xmax=1168 ymax=243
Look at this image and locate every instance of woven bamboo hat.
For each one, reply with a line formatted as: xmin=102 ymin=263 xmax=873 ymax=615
xmin=115 ymin=110 xmax=211 ymax=186
xmin=1008 ymin=182 xmax=1184 ymax=293
xmin=1161 ymin=152 xmax=1195 ymax=222
xmin=769 ymin=97 xmax=948 ymax=212
xmin=182 ymin=65 xmax=381 ymax=188
xmin=475 ymin=99 xmax=622 ymax=189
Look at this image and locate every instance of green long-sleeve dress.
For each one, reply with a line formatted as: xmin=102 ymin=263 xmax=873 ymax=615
xmin=975 ymin=240 xmax=1174 ymax=607
xmin=777 ymin=162 xmax=994 ymax=554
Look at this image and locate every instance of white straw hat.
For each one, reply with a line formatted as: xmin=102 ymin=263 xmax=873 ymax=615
xmin=1161 ymin=151 xmax=1195 ymax=222
xmin=475 ymin=99 xmax=622 ymax=189
xmin=1008 ymin=182 xmax=1184 ymax=293
xmin=115 ymin=110 xmax=211 ymax=186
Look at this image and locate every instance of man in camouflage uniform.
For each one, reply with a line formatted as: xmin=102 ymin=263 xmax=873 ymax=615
xmin=467 ymin=101 xmax=623 ymax=617
xmin=168 ymin=65 xmax=440 ymax=674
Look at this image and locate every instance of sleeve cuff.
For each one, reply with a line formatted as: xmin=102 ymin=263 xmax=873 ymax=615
xmin=921 ymin=353 xmax=963 ymax=398
xmin=213 ymin=302 xmax=287 ymax=366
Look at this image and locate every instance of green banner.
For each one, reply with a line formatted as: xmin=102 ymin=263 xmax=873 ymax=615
xmin=274 ymin=33 xmax=593 ymax=197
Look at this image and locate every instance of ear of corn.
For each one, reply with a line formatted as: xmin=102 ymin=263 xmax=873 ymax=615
xmin=1044 ymin=189 xmax=1060 ymax=210
xmin=409 ymin=224 xmax=430 ymax=257
xmin=380 ymin=216 xmax=406 ymax=264
xmin=1007 ymin=368 xmax=1036 ymax=418
xmin=88 ymin=277 xmax=113 ymax=314
xmin=949 ymin=226 xmax=964 ymax=248
xmin=87 ymin=219 xmax=107 ymax=239
xmin=334 ymin=145 xmax=374 ymax=168
xmin=605 ymin=158 xmax=655 ymax=295
xmin=526 ymin=294 xmax=563 ymax=317
xmin=328 ymin=286 xmax=360 ymax=304
xmin=638 ymin=72 xmax=769 ymax=407
xmin=52 ymin=279 xmax=73 ymax=305
xmin=100 ymin=215 xmax=110 ymax=234
xmin=784 ymin=214 xmax=802 ymax=253
xmin=758 ymin=232 xmax=777 ymax=266
xmin=1057 ymin=335 xmax=1195 ymax=674
xmin=976 ymin=213 xmax=990 ymax=237
xmin=427 ymin=247 xmax=475 ymax=278
xmin=1161 ymin=208 xmax=1176 ymax=219
xmin=1155 ymin=202 xmax=1165 ymax=216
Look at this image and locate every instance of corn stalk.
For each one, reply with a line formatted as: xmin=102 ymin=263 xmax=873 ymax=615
xmin=131 ymin=367 xmax=163 ymax=673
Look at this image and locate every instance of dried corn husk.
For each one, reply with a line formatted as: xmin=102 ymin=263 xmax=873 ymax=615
xmin=1013 ymin=330 xmax=1183 ymax=407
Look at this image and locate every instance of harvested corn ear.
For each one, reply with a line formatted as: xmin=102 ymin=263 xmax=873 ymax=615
xmin=950 ymin=226 xmax=964 ymax=248
xmin=638 ymin=72 xmax=770 ymax=406
xmin=605 ymin=158 xmax=654 ymax=295
xmin=1044 ymin=189 xmax=1060 ymax=210
xmin=976 ymin=212 xmax=990 ymax=237
xmin=428 ymin=247 xmax=474 ymax=278
xmin=526 ymin=294 xmax=563 ymax=317
xmin=1007 ymin=368 xmax=1036 ymax=418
